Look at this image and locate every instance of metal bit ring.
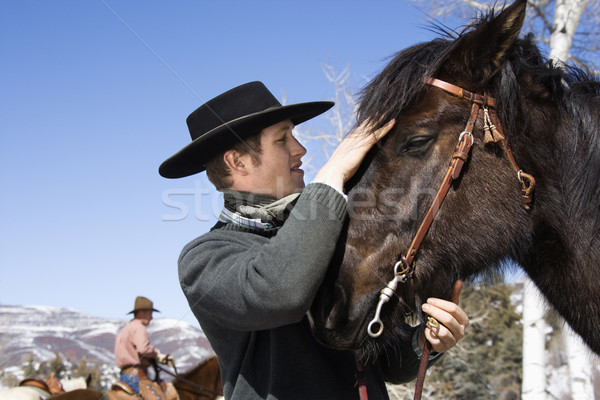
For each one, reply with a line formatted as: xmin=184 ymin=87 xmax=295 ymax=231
xmin=427 ymin=316 xmax=440 ymax=329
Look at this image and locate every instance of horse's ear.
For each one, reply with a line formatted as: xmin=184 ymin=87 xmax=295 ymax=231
xmin=439 ymin=0 xmax=527 ymax=85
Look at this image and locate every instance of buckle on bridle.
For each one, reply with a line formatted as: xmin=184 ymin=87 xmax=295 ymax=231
xmin=394 ymin=257 xmax=413 ymax=283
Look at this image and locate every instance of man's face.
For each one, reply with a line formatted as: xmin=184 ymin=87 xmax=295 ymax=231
xmin=136 ymin=310 xmax=153 ymax=326
xmin=240 ymin=119 xmax=307 ymax=198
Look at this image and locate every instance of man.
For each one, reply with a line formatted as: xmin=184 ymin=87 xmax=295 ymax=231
xmin=159 ymin=81 xmax=468 ymax=399
xmin=114 ymin=296 xmax=174 ymax=394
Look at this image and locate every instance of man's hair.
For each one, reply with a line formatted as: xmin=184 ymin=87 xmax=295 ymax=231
xmin=206 ymin=131 xmax=263 ymax=189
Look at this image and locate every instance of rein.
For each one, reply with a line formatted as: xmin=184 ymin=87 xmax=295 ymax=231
xmin=362 ymin=77 xmax=535 ymax=400
xmin=154 ymin=364 xmax=224 ymax=397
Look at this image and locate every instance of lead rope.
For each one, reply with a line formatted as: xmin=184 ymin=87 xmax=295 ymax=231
xmin=356 ymin=354 xmax=369 ymax=400
xmin=414 ymin=341 xmax=432 ymax=400
xmin=356 ymin=341 xmax=431 ymax=400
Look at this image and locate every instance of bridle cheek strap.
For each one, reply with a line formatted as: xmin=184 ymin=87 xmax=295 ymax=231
xmin=401 ymin=101 xmax=479 ymax=275
xmin=367 ymin=102 xmax=478 ymax=339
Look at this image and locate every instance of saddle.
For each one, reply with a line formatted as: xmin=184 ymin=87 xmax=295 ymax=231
xmin=109 ymin=377 xmax=179 ymax=400
xmin=18 ymin=378 xmax=53 ymax=399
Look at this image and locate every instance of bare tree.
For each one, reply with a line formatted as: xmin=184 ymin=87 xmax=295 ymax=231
xmin=410 ymin=0 xmax=600 ymax=71
xmin=292 ymin=63 xmax=363 ymax=174
xmin=300 ymin=0 xmax=599 ymax=169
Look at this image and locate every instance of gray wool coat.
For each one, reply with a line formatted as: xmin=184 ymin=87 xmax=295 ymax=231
xmin=179 ymin=183 xmax=427 ymax=400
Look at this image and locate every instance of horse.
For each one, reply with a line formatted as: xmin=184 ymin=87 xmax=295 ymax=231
xmin=167 ymin=356 xmax=222 ymax=400
xmin=0 ymin=376 xmax=90 ymax=400
xmin=52 ymin=356 xmax=222 ymax=400
xmin=309 ymin=0 xmax=600 ymax=357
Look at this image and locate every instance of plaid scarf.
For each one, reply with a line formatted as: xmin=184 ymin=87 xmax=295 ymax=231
xmin=218 ymin=189 xmax=300 ymax=230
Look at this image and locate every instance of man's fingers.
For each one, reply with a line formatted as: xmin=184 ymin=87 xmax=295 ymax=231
xmin=350 ymin=119 xmax=395 ymax=142
xmin=424 ymin=324 xmax=457 ymax=352
xmin=421 ymin=280 xmax=469 ymax=353
xmin=372 ymin=119 xmax=395 ymax=141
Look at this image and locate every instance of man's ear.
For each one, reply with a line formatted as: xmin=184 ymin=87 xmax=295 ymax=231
xmin=224 ymin=149 xmax=249 ymax=176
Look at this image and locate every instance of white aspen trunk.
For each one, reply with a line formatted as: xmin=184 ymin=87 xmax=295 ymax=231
xmin=563 ymin=325 xmax=595 ymax=400
xmin=521 ymin=281 xmax=548 ymax=400
xmin=549 ymin=0 xmax=589 ymax=63
xmin=549 ymin=2 xmax=595 ymax=398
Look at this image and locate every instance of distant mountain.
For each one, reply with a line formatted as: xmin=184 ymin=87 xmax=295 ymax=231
xmin=0 ymin=305 xmax=214 ymax=386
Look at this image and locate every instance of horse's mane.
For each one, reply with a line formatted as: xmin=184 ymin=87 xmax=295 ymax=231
xmin=356 ymin=38 xmax=448 ymax=128
xmin=357 ymin=8 xmax=600 ymax=234
xmin=358 ymin=9 xmax=600 ymax=129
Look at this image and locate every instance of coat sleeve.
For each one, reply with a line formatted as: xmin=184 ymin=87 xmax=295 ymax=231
xmin=178 ymin=183 xmax=347 ymax=332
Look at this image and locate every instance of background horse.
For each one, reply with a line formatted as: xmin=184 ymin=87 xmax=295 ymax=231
xmin=310 ymin=0 xmax=600 ymax=356
xmin=0 ymin=376 xmax=89 ymax=400
xmin=53 ymin=356 xmax=222 ymax=400
xmin=170 ymin=356 xmax=222 ymax=400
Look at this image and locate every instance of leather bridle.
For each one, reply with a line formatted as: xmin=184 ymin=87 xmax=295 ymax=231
xmin=360 ymin=77 xmax=535 ymax=399
xmin=367 ymin=77 xmax=535 ymax=339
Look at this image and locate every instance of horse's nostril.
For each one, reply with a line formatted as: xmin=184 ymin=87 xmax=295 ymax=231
xmin=324 ymin=282 xmax=348 ymax=330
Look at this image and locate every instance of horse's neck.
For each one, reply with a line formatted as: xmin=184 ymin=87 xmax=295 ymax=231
xmin=522 ymin=95 xmax=600 ymax=259
xmin=517 ymin=96 xmax=600 ymax=353
xmin=174 ymin=358 xmax=221 ymax=399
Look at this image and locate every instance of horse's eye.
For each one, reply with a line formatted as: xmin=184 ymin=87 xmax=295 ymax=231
xmin=399 ymin=136 xmax=434 ymax=154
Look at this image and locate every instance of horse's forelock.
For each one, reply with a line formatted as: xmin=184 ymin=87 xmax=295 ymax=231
xmin=356 ymin=39 xmax=452 ymax=130
xmin=354 ymin=7 xmax=508 ymax=132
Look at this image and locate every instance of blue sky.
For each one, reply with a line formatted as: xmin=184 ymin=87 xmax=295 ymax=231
xmin=1 ymin=1 xmax=463 ymax=327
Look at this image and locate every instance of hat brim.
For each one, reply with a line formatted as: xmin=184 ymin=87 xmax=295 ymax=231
xmin=159 ymin=101 xmax=334 ymax=179
xmin=128 ymin=307 xmax=160 ymax=314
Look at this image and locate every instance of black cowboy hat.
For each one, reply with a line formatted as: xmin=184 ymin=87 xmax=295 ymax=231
xmin=159 ymin=81 xmax=334 ymax=178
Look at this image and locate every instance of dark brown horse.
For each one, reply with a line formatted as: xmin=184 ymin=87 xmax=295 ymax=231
xmin=53 ymin=356 xmax=222 ymax=400
xmin=171 ymin=356 xmax=222 ymax=400
xmin=310 ymin=0 xmax=600 ymax=356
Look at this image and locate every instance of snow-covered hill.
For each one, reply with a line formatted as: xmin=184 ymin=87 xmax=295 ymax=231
xmin=0 ymin=304 xmax=214 ymax=385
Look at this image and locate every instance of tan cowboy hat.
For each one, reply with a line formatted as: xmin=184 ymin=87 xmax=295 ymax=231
xmin=128 ymin=296 xmax=160 ymax=314
xmin=159 ymin=81 xmax=334 ymax=179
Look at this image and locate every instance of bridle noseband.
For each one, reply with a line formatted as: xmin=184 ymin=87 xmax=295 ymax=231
xmin=367 ymin=77 xmax=535 ymax=339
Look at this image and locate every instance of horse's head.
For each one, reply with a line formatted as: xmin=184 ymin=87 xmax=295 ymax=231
xmin=310 ymin=0 xmax=545 ymax=352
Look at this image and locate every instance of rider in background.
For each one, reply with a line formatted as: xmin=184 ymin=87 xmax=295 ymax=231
xmin=114 ymin=296 xmax=175 ymax=394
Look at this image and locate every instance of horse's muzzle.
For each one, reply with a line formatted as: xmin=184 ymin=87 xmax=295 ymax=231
xmin=309 ymin=282 xmax=372 ymax=350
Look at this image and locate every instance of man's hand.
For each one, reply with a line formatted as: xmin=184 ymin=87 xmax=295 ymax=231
xmin=156 ymin=350 xmax=176 ymax=368
xmin=163 ymin=354 xmax=176 ymax=369
xmin=418 ymin=280 xmax=469 ymax=353
xmin=314 ymin=119 xmax=395 ymax=191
